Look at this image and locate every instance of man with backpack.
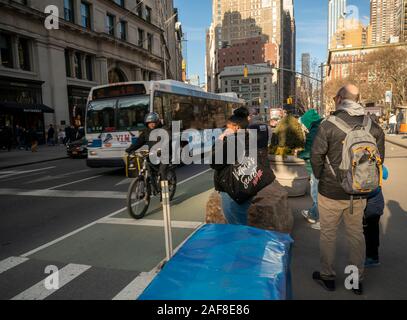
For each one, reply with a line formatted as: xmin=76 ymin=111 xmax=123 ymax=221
xmin=311 ymin=84 xmax=385 ymax=295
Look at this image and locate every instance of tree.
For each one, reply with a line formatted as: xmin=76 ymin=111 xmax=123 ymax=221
xmin=324 ymin=46 xmax=407 ymax=114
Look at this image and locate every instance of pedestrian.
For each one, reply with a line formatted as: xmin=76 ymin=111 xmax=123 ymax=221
xmin=311 ymin=84 xmax=385 ymax=295
xmin=211 ymin=115 xmax=252 ymax=225
xmin=58 ymin=129 xmax=66 ymax=145
xmin=298 ymin=109 xmax=323 ymax=230
xmin=396 ymin=110 xmax=404 ymax=135
xmin=4 ymin=124 xmax=13 ymax=152
xmin=64 ymin=126 xmax=71 ymax=144
xmin=29 ymin=127 xmax=39 ymax=152
xmin=388 ymin=113 xmax=397 ymax=135
xmin=47 ymin=124 xmax=55 ymax=146
xmin=24 ymin=128 xmax=31 ymax=151
xmin=364 ymin=166 xmax=388 ymax=268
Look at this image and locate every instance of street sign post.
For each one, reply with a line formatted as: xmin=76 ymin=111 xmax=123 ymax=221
xmin=385 ymin=91 xmax=393 ymax=103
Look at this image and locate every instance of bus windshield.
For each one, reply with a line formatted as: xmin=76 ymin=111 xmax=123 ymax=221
xmin=86 ymin=95 xmax=150 ymax=134
xmin=86 ymin=99 xmax=116 ymax=134
xmin=118 ymin=95 xmax=150 ymax=131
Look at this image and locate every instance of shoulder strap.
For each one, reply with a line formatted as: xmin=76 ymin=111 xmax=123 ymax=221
xmin=363 ymin=116 xmax=373 ymax=133
xmin=327 ymin=116 xmax=353 ymax=134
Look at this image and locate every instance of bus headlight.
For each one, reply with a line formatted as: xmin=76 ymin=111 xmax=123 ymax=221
xmin=90 ymin=151 xmax=97 ymax=156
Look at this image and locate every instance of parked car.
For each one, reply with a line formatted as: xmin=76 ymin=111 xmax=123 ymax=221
xmin=67 ymin=137 xmax=88 ymax=158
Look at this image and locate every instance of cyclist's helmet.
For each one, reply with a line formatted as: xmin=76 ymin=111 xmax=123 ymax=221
xmin=144 ymin=112 xmax=160 ymax=125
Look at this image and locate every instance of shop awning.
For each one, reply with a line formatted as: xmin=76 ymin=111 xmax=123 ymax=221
xmin=0 ymin=102 xmax=55 ymax=113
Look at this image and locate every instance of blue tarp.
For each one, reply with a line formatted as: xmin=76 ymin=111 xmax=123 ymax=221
xmin=138 ymin=224 xmax=294 ymax=300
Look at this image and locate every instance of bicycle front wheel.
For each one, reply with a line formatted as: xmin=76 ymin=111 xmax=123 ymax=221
xmin=127 ymin=176 xmax=151 ymax=220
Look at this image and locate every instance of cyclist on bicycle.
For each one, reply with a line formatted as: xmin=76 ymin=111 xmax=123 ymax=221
xmin=125 ymin=112 xmax=170 ymax=180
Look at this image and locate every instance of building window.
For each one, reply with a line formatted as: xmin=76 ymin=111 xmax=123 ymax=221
xmin=64 ymin=0 xmax=74 ymax=23
xmin=147 ymin=33 xmax=153 ymax=52
xmin=138 ymin=29 xmax=145 ymax=47
xmin=119 ymin=21 xmax=127 ymax=40
xmin=18 ymin=38 xmax=31 ymax=71
xmin=0 ymin=33 xmax=13 ymax=68
xmin=114 ymin=0 xmax=124 ymax=7
xmin=106 ymin=14 xmax=115 ymax=36
xmin=74 ymin=52 xmax=82 ymax=79
xmin=145 ymin=6 xmax=152 ymax=23
xmin=80 ymin=2 xmax=91 ymax=29
xmin=85 ymin=55 xmax=93 ymax=81
xmin=65 ymin=50 xmax=72 ymax=77
xmin=136 ymin=0 xmax=143 ymax=18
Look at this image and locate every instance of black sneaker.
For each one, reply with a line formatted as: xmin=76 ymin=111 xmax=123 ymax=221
xmin=352 ymin=282 xmax=364 ymax=296
xmin=312 ymin=271 xmax=336 ymax=292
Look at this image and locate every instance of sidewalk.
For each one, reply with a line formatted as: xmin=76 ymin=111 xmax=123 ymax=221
xmin=0 ymin=145 xmax=68 ymax=170
xmin=385 ymin=133 xmax=407 ymax=149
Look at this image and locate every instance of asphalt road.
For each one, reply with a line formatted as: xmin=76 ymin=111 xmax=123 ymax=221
xmin=1 ymin=142 xmax=406 ymax=300
xmin=0 ymin=158 xmax=212 ymax=300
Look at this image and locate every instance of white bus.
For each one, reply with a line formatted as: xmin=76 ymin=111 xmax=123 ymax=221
xmin=85 ymin=80 xmax=244 ymax=168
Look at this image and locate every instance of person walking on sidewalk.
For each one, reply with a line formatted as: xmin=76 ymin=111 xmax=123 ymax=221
xmin=29 ymin=127 xmax=39 ymax=152
xmin=364 ymin=166 xmax=388 ymax=268
xmin=388 ymin=113 xmax=397 ymax=135
xmin=311 ymin=84 xmax=385 ymax=295
xmin=298 ymin=109 xmax=323 ymax=230
xmin=47 ymin=124 xmax=55 ymax=146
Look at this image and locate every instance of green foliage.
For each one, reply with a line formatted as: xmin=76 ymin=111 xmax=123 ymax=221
xmin=270 ymin=115 xmax=305 ymax=156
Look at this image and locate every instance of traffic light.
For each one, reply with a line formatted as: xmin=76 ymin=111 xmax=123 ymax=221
xmin=287 ymin=97 xmax=293 ymax=105
xmin=243 ymin=65 xmax=248 ymax=78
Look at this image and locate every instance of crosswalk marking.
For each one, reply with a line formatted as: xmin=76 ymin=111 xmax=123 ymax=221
xmin=0 ymin=256 xmax=29 ymax=275
xmin=98 ymin=218 xmax=203 ymax=229
xmin=11 ymin=263 xmax=91 ymax=300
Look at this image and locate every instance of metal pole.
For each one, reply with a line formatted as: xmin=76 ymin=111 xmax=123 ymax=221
xmin=320 ymin=63 xmax=324 ymax=116
xmin=161 ymin=180 xmax=173 ymax=261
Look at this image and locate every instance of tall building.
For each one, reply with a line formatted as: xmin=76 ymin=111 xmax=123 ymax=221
xmin=330 ymin=18 xmax=371 ymax=48
xmin=370 ymin=0 xmax=405 ymax=44
xmin=282 ymin=0 xmax=296 ymax=102
xmin=396 ymin=0 xmax=407 ymax=42
xmin=301 ymin=53 xmax=311 ymax=77
xmin=328 ymin=0 xmax=347 ymax=49
xmin=206 ymin=0 xmax=292 ymax=106
xmin=0 ymin=0 xmax=183 ymax=139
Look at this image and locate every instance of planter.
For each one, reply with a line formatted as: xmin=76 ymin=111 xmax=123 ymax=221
xmin=269 ymin=154 xmax=309 ymax=197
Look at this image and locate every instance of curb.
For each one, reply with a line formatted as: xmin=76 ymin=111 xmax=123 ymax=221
xmin=386 ymin=138 xmax=407 ymax=150
xmin=0 ymin=156 xmax=70 ymax=170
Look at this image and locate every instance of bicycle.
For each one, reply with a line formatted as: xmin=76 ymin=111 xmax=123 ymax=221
xmin=126 ymin=150 xmax=177 ymax=220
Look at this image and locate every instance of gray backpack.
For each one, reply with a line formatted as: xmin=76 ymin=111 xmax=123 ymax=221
xmin=326 ymin=115 xmax=383 ymax=196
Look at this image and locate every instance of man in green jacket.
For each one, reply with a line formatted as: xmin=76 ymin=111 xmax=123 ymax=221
xmin=299 ymin=109 xmax=323 ymax=230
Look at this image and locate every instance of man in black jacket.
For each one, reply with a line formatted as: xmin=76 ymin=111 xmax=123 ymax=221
xmin=311 ymin=84 xmax=385 ymax=295
xmin=126 ymin=112 xmax=170 ymax=180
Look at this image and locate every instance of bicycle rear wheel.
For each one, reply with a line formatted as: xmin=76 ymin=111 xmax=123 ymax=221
xmin=127 ymin=176 xmax=151 ymax=220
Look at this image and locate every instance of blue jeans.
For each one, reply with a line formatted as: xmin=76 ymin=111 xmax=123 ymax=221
xmin=309 ymin=174 xmax=320 ymax=221
xmin=220 ymin=192 xmax=251 ymax=225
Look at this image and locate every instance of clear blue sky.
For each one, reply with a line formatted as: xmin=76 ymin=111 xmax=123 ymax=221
xmin=174 ymin=0 xmax=370 ymax=83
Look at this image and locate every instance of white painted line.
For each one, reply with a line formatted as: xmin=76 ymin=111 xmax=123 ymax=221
xmin=11 ymin=264 xmax=91 ymax=300
xmin=21 ymin=168 xmax=211 ymax=258
xmin=25 ymin=169 xmax=92 ymax=185
xmin=113 ymin=223 xmax=205 ymax=301
xmin=0 ymin=167 xmax=56 ymax=180
xmin=47 ymin=175 xmax=103 ymax=190
xmin=99 ymin=218 xmax=203 ymax=229
xmin=113 ymin=270 xmax=158 ymax=300
xmin=0 ymin=256 xmax=29 ymax=275
xmin=0 ymin=188 xmax=127 ymax=199
xmin=115 ymin=178 xmax=133 ymax=187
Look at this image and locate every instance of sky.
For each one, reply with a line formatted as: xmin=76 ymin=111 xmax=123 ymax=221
xmin=174 ymin=0 xmax=370 ymax=84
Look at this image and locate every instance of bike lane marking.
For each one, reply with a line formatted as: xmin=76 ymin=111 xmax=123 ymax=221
xmin=98 ymin=218 xmax=202 ymax=229
xmin=20 ymin=168 xmax=212 ymax=258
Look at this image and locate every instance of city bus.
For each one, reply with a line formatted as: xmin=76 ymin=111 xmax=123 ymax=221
xmin=85 ymin=80 xmax=244 ymax=168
